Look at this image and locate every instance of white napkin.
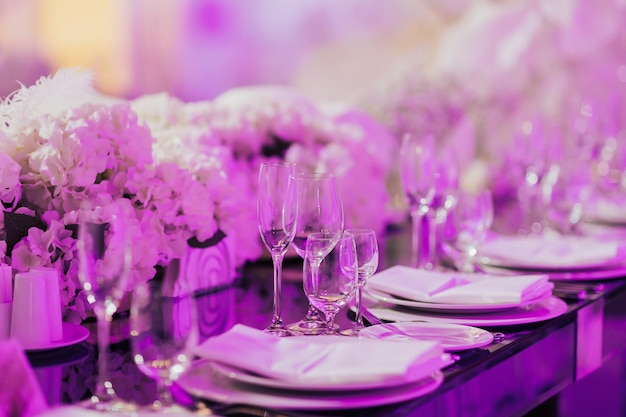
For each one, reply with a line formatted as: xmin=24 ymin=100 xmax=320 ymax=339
xmin=194 ymin=324 xmax=447 ymax=385
xmin=366 ymin=265 xmax=552 ymax=305
xmin=479 ymin=235 xmax=625 ymax=268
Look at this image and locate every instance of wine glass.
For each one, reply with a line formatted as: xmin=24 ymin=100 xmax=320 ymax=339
xmin=130 ymin=262 xmax=198 ymax=412
xmin=288 ymin=172 xmax=344 ymax=335
xmin=453 ymin=190 xmax=494 ymax=272
xmin=77 ymin=201 xmax=133 ymax=412
xmin=430 ymin=147 xmax=460 ymax=269
xmin=340 ymin=229 xmax=379 ymax=336
xmin=303 ymin=233 xmax=357 ymax=335
xmin=400 ymin=133 xmax=435 ymax=269
xmin=257 ymin=162 xmax=298 ymax=336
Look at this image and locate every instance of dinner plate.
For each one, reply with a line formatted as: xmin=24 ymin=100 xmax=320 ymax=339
xmin=364 ymin=288 xmax=551 ymax=313
xmin=477 ymin=235 xmax=626 ymax=272
xmin=177 ymin=359 xmax=444 ymax=410
xmin=480 ymin=263 xmax=626 ymax=281
xmin=22 ymin=323 xmax=90 ymax=352
xmin=359 ymin=322 xmax=494 ymax=351
xmin=208 ymin=353 xmax=453 ymax=392
xmin=362 ymin=296 xmax=568 ymax=327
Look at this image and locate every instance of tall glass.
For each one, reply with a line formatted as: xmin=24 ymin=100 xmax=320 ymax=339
xmin=288 ymin=172 xmax=344 ymax=335
xmin=303 ymin=233 xmax=357 ymax=335
xmin=77 ymin=201 xmax=133 ymax=412
xmin=430 ymin=149 xmax=460 ymax=268
xmin=340 ymin=229 xmax=379 ymax=336
xmin=257 ymin=162 xmax=298 ymax=336
xmin=400 ymin=133 xmax=435 ymax=269
xmin=454 ymin=190 xmax=494 ymax=272
xmin=131 ymin=262 xmax=198 ymax=412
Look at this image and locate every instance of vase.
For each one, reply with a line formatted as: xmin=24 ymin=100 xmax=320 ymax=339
xmin=84 ymin=236 xmax=237 ymax=344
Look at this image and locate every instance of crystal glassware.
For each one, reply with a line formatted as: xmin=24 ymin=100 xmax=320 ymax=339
xmin=257 ymin=162 xmax=298 ymax=336
xmin=400 ymin=133 xmax=435 ymax=269
xmin=288 ymin=172 xmax=344 ymax=335
xmin=303 ymin=233 xmax=357 ymax=335
xmin=340 ymin=229 xmax=379 ymax=336
xmin=130 ymin=263 xmax=198 ymax=412
xmin=453 ymin=190 xmax=494 ymax=272
xmin=77 ymin=201 xmax=134 ymax=412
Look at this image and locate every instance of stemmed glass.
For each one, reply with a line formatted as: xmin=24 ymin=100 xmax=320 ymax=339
xmin=454 ymin=190 xmax=494 ymax=272
xmin=130 ymin=263 xmax=198 ymax=412
xmin=77 ymin=201 xmax=133 ymax=412
xmin=340 ymin=229 xmax=379 ymax=336
xmin=288 ymin=172 xmax=344 ymax=335
xmin=400 ymin=133 xmax=435 ymax=269
xmin=430 ymin=148 xmax=460 ymax=269
xmin=257 ymin=162 xmax=298 ymax=336
xmin=303 ymin=233 xmax=357 ymax=335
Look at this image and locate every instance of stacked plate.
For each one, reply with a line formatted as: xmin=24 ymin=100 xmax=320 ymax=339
xmin=362 ymin=265 xmax=567 ymax=327
xmin=177 ymin=325 xmax=453 ymax=410
xmin=477 ymin=234 xmax=626 ymax=280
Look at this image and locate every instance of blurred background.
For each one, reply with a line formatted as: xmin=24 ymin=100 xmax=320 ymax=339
xmin=0 ymin=0 xmax=468 ymax=101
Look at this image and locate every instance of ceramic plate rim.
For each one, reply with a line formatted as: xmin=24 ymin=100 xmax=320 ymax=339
xmin=177 ymin=359 xmax=444 ymax=410
xmin=364 ymin=288 xmax=551 ymax=313
xmin=22 ymin=323 xmax=90 ymax=352
xmin=358 ymin=322 xmax=494 ymax=351
xmin=363 ymin=296 xmax=568 ymax=327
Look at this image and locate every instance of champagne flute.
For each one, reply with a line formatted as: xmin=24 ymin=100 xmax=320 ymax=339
xmin=257 ymin=162 xmax=298 ymax=336
xmin=288 ymin=172 xmax=344 ymax=335
xmin=400 ymin=133 xmax=435 ymax=269
xmin=77 ymin=201 xmax=133 ymax=412
xmin=340 ymin=229 xmax=379 ymax=336
xmin=303 ymin=233 xmax=357 ymax=335
xmin=130 ymin=262 xmax=198 ymax=412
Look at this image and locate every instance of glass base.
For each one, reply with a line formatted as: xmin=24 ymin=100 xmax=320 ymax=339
xmin=264 ymin=326 xmax=293 ymax=337
xmin=339 ymin=327 xmax=362 ymax=337
xmin=138 ymin=400 xmax=192 ymax=414
xmin=79 ymin=395 xmax=136 ymax=413
xmin=287 ymin=318 xmax=339 ymax=335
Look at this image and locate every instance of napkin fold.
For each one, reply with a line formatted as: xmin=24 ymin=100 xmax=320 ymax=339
xmin=366 ymin=265 xmax=552 ymax=305
xmin=194 ymin=324 xmax=447 ymax=385
xmin=479 ymin=235 xmax=625 ymax=268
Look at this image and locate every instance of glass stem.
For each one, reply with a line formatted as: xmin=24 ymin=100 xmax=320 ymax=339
xmin=305 ymin=262 xmax=322 ymax=320
xmin=95 ymin=310 xmax=115 ymax=400
xmin=354 ymin=283 xmax=364 ymax=330
xmin=326 ymin=312 xmax=337 ymax=335
xmin=155 ymin=378 xmax=174 ymax=407
xmin=411 ymin=208 xmax=432 ymax=269
xmin=270 ymin=252 xmax=285 ymax=328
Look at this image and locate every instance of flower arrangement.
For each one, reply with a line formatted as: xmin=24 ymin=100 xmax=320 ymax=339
xmin=0 ymin=69 xmax=395 ymax=322
xmin=0 ymin=69 xmax=255 ymax=322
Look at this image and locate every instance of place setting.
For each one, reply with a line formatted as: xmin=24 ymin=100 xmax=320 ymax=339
xmin=475 ymin=233 xmax=626 ymax=281
xmin=359 ymin=264 xmax=568 ymax=328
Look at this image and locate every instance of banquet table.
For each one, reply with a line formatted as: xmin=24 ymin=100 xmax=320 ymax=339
xmin=24 ymin=224 xmax=626 ymax=417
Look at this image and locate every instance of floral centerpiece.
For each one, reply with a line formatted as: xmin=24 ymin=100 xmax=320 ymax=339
xmin=0 ymin=69 xmax=256 ymax=322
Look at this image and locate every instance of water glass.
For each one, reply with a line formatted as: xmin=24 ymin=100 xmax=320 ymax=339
xmin=303 ymin=233 xmax=357 ymax=335
xmin=341 ymin=229 xmax=379 ymax=336
xmin=454 ymin=190 xmax=494 ymax=272
xmin=130 ymin=263 xmax=198 ymax=412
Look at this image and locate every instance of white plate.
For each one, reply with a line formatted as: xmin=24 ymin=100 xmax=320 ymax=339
xmin=358 ymin=322 xmax=494 ymax=351
xmin=478 ymin=235 xmax=626 ymax=271
xmin=208 ymin=351 xmax=453 ymax=392
xmin=480 ymin=263 xmax=626 ymax=281
xmin=364 ymin=288 xmax=551 ymax=313
xmin=177 ymin=359 xmax=444 ymax=410
xmin=363 ymin=296 xmax=568 ymax=327
xmin=23 ymin=323 xmax=90 ymax=352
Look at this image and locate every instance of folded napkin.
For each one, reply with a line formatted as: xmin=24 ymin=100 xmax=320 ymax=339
xmin=194 ymin=324 xmax=447 ymax=385
xmin=366 ymin=265 xmax=552 ymax=305
xmin=479 ymin=235 xmax=625 ymax=268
